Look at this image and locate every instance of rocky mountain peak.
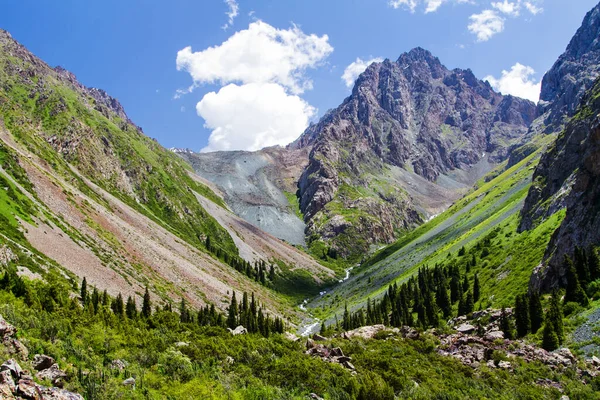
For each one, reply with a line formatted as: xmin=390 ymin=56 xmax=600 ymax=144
xmin=536 ymin=1 xmax=600 ymax=132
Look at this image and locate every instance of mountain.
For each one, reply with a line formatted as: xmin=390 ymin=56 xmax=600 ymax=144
xmin=532 ymin=2 xmax=600 ymax=134
xmin=294 ymin=48 xmax=536 ymax=259
xmin=0 ymin=29 xmax=333 ymax=318
xmin=188 ymin=49 xmax=537 ymax=262
xmin=518 ymin=1 xmax=600 ymax=291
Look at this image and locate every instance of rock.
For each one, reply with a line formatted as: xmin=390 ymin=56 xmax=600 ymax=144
xmin=16 ymin=379 xmax=41 ymax=399
xmin=228 ymin=326 xmax=248 ymax=336
xmin=342 ymin=361 xmax=355 ymax=371
xmin=0 ymin=383 xmax=14 ymax=398
xmin=484 ymin=331 xmax=504 ymax=341
xmin=9 ymin=339 xmax=28 ymax=360
xmin=331 ymin=347 xmax=344 ymax=357
xmin=0 ymin=369 xmax=15 ymax=392
xmin=343 ymin=325 xmax=386 ymax=340
xmin=456 ymin=324 xmax=476 ymax=334
xmin=338 ymin=356 xmax=352 ymax=363
xmin=498 ymin=361 xmax=512 ymax=370
xmin=0 ymin=315 xmax=16 ymax=339
xmin=175 ymin=341 xmax=189 ymax=347
xmin=122 ymin=377 xmax=135 ymax=387
xmin=225 ymin=356 xmax=234 ymax=365
xmin=38 ymin=386 xmax=84 ymax=400
xmin=36 ymin=364 xmax=66 ymax=386
xmin=486 ymin=360 xmax=496 ymax=369
xmin=32 ymin=354 xmax=55 ymax=371
xmin=309 ymin=394 xmax=324 ymax=400
xmin=109 ymin=359 xmax=127 ymax=371
xmin=1 ymin=359 xmax=22 ymax=379
xmin=306 ymin=339 xmax=316 ymax=350
xmin=591 ymin=356 xmax=600 ymax=366
xmin=312 ymin=334 xmax=327 ymax=341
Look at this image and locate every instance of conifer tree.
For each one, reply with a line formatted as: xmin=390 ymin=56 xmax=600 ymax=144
xmin=588 ymin=247 xmax=600 ymax=282
xmin=227 ymin=292 xmax=238 ymax=329
xmin=102 ymin=289 xmax=109 ymax=306
xmin=436 ymin=283 xmax=452 ymax=318
xmin=343 ymin=302 xmax=351 ymax=331
xmin=514 ymin=294 xmax=530 ymax=338
xmin=564 ymin=255 xmax=589 ymax=306
xmin=465 ymin=290 xmax=474 ymax=315
xmin=549 ymin=290 xmax=564 ymax=343
xmin=142 ymin=286 xmax=152 ymax=318
xmin=112 ymin=293 xmax=124 ymax=317
xmin=91 ymin=287 xmax=100 ymax=314
xmin=473 ymin=274 xmax=480 ymax=303
xmin=179 ymin=298 xmax=189 ymax=323
xmin=126 ymin=296 xmax=137 ymax=319
xmin=499 ymin=307 xmax=515 ymax=340
xmin=529 ymin=291 xmax=543 ymax=333
xmin=462 ymin=275 xmax=469 ymax=293
xmin=574 ymin=246 xmax=590 ymax=287
xmin=80 ymin=277 xmax=88 ymax=305
xmin=542 ymin=320 xmax=559 ymax=351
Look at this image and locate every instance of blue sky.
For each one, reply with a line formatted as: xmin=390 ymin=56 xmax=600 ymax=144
xmin=2 ymin=0 xmax=598 ymax=152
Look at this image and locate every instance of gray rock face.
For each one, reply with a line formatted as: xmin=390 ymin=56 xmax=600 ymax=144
xmin=295 ymin=48 xmax=535 ymax=257
xmin=536 ymin=2 xmax=600 ymax=134
xmin=523 ymin=78 xmax=600 ymax=291
xmin=182 ymin=146 xmax=310 ymax=246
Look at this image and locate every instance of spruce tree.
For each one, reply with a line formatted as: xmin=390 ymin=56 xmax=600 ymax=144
xmin=112 ymin=293 xmax=124 ymax=317
xmin=227 ymin=292 xmax=238 ymax=329
xmin=574 ymin=246 xmax=590 ymax=287
xmin=564 ymin=255 xmax=588 ymax=306
xmin=343 ymin=302 xmax=351 ymax=331
xmin=142 ymin=286 xmax=152 ymax=318
xmin=473 ymin=274 xmax=480 ymax=303
xmin=499 ymin=307 xmax=515 ymax=340
xmin=80 ymin=277 xmax=88 ymax=305
xmin=588 ymin=247 xmax=600 ymax=282
xmin=542 ymin=320 xmax=559 ymax=351
xmin=465 ymin=290 xmax=474 ymax=315
xmin=529 ymin=291 xmax=543 ymax=333
xmin=549 ymin=291 xmax=564 ymax=343
xmin=514 ymin=294 xmax=530 ymax=338
xmin=436 ymin=284 xmax=452 ymax=318
xmin=179 ymin=298 xmax=189 ymax=323
xmin=126 ymin=296 xmax=137 ymax=319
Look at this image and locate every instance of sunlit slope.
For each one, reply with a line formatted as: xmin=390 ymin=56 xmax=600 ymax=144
xmin=307 ymin=134 xmax=561 ymax=320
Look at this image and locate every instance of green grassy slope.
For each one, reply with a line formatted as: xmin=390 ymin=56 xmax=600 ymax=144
xmin=307 ymin=134 xmax=561 ymax=321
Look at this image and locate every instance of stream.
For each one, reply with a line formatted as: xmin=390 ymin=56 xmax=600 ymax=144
xmin=297 ymin=266 xmax=355 ymax=336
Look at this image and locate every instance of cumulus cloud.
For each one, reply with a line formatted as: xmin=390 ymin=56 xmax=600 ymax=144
xmin=222 ymin=0 xmax=239 ymax=30
xmin=341 ymin=57 xmax=384 ymax=88
xmin=484 ymin=63 xmax=541 ymax=102
xmin=176 ymin=21 xmax=333 ymax=95
xmin=388 ymin=0 xmax=473 ymax=13
xmin=491 ymin=0 xmax=520 ymax=16
xmin=197 ymin=83 xmax=316 ymax=152
xmin=468 ymin=10 xmax=505 ymax=42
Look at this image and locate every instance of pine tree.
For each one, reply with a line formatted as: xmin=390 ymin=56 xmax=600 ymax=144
xmin=549 ymin=290 xmax=564 ymax=343
xmin=499 ymin=307 xmax=515 ymax=340
xmin=112 ymin=293 xmax=124 ymax=317
xmin=473 ymin=274 xmax=480 ymax=303
xmin=320 ymin=321 xmax=326 ymax=336
xmin=542 ymin=320 xmax=559 ymax=351
xmin=529 ymin=291 xmax=543 ymax=333
xmin=514 ymin=294 xmax=530 ymax=338
xmin=102 ymin=289 xmax=109 ymax=306
xmin=462 ymin=276 xmax=469 ymax=293
xmin=91 ymin=287 xmax=100 ymax=314
xmin=179 ymin=298 xmax=189 ymax=323
xmin=436 ymin=283 xmax=452 ymax=318
xmin=269 ymin=265 xmax=275 ymax=281
xmin=227 ymin=292 xmax=238 ymax=329
xmin=588 ymin=247 xmax=600 ymax=282
xmin=142 ymin=286 xmax=152 ymax=318
xmin=574 ymin=246 xmax=590 ymax=287
xmin=564 ymin=255 xmax=588 ymax=306
xmin=80 ymin=277 xmax=88 ymax=305
xmin=126 ymin=296 xmax=137 ymax=319
xmin=343 ymin=302 xmax=351 ymax=331
xmin=465 ymin=290 xmax=474 ymax=315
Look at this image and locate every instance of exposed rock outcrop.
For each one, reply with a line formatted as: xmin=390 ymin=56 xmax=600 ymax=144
xmin=295 ymin=48 xmax=536 ymax=257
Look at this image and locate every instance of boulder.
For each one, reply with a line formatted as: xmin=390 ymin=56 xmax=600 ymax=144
xmin=16 ymin=379 xmax=40 ymax=399
xmin=9 ymin=339 xmax=29 ymax=360
xmin=331 ymin=347 xmax=344 ymax=357
xmin=0 ymin=316 xmax=16 ymax=339
xmin=283 ymin=332 xmax=299 ymax=342
xmin=484 ymin=331 xmax=504 ymax=341
xmin=0 ymin=369 xmax=15 ymax=392
xmin=109 ymin=359 xmax=127 ymax=371
xmin=228 ymin=326 xmax=247 ymax=336
xmin=38 ymin=386 xmax=84 ymax=400
xmin=1 ymin=359 xmax=22 ymax=379
xmin=0 ymin=382 xmax=14 ymax=398
xmin=36 ymin=364 xmax=66 ymax=386
xmin=312 ymin=334 xmax=327 ymax=341
xmin=122 ymin=377 xmax=135 ymax=387
xmin=456 ymin=324 xmax=476 ymax=334
xmin=32 ymin=354 xmax=55 ymax=371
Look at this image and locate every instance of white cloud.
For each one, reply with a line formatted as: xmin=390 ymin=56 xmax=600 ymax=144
xmin=484 ymin=63 xmax=541 ymax=102
xmin=176 ymin=21 xmax=333 ymax=95
xmin=468 ymin=10 xmax=505 ymax=42
xmin=222 ymin=0 xmax=239 ymax=30
xmin=524 ymin=1 xmax=543 ymax=15
xmin=388 ymin=0 xmax=474 ymax=13
xmin=197 ymin=83 xmax=316 ymax=152
xmin=491 ymin=0 xmax=520 ymax=16
xmin=341 ymin=57 xmax=384 ymax=88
